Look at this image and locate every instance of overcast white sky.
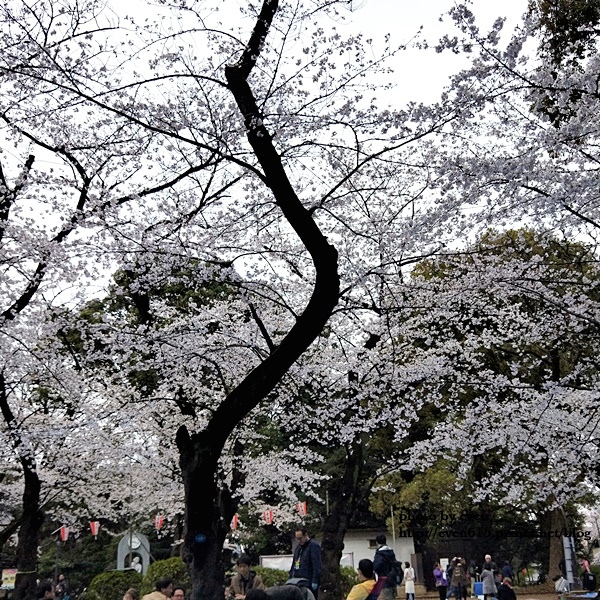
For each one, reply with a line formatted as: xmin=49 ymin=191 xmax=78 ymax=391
xmin=116 ymin=0 xmax=529 ymax=104
xmin=338 ymin=0 xmax=529 ymax=102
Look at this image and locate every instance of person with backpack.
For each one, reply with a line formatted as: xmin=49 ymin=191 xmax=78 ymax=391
xmin=373 ymin=534 xmax=402 ymax=600
xmin=346 ymin=559 xmax=377 ymax=600
xmin=373 ymin=534 xmax=396 ymax=577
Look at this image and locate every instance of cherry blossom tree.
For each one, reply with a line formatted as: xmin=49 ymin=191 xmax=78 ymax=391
xmin=417 ymin=1 xmax=600 ymax=242
xmin=8 ymin=0 xmax=600 ymax=598
xmin=371 ymin=229 xmax=600 ymax=574
xmin=0 ymin=1 xmax=471 ymax=596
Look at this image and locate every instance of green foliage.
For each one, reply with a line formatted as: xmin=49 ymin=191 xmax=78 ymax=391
xmin=252 ymin=566 xmax=290 ymax=587
xmin=530 ymin=0 xmax=600 ymax=65
xmin=371 ymin=228 xmax=600 ymax=568
xmin=140 ymin=557 xmax=190 ymax=596
xmin=371 ymin=460 xmax=462 ymax=533
xmin=37 ymin=530 xmax=120 ymax=595
xmin=527 ymin=0 xmax=600 ymax=124
xmin=340 ymin=565 xmax=360 ymax=597
xmin=86 ymin=570 xmax=143 ymax=600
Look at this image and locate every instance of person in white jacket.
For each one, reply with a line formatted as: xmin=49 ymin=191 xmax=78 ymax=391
xmin=404 ymin=561 xmax=416 ymax=600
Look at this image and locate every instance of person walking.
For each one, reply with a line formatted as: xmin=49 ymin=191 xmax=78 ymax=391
xmin=373 ymin=534 xmax=399 ymax=600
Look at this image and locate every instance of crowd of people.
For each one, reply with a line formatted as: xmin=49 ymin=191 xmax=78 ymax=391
xmin=432 ymin=555 xmax=517 ymax=600
xmin=34 ymin=531 xmax=521 ymax=600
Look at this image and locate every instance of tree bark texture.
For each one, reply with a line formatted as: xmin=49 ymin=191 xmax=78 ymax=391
xmin=13 ymin=468 xmax=43 ymax=600
xmin=545 ymin=506 xmax=567 ymax=581
xmin=0 ymin=375 xmax=44 ymax=600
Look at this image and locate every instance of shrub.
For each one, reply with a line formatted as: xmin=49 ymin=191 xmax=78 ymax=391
xmin=86 ymin=570 xmax=143 ymax=600
xmin=251 ymin=565 xmax=357 ymax=595
xmin=340 ymin=565 xmax=359 ymax=597
xmin=253 ymin=566 xmax=290 ymax=587
xmin=140 ymin=557 xmax=190 ymax=596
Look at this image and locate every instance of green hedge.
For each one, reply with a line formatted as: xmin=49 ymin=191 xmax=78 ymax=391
xmin=253 ymin=566 xmax=290 ymax=587
xmin=340 ymin=565 xmax=359 ymax=597
xmin=85 ymin=570 xmax=143 ymax=600
xmin=140 ymin=557 xmax=191 ymax=596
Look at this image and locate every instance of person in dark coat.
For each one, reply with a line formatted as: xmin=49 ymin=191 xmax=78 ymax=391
xmin=501 ymin=562 xmax=514 ymax=580
xmin=373 ymin=534 xmax=396 ymax=577
xmin=373 ymin=533 xmax=399 ymax=600
xmin=289 ymin=528 xmax=321 ymax=594
xmin=496 ymin=578 xmax=516 ymax=600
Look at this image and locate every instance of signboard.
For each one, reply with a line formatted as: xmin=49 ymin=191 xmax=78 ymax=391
xmin=1 ymin=569 xmax=17 ymax=589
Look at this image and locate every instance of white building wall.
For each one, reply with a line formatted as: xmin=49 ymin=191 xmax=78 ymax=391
xmin=260 ymin=529 xmax=415 ymax=572
xmin=335 ymin=529 xmax=415 ymax=569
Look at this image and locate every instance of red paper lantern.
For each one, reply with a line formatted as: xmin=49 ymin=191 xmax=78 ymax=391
xmin=89 ymin=521 xmax=100 ymax=537
xmin=59 ymin=526 xmax=69 ymax=542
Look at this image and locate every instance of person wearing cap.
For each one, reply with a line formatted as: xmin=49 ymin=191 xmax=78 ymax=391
xmin=231 ymin=554 xmax=265 ymax=599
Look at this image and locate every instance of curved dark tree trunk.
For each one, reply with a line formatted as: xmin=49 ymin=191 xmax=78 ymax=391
xmin=0 ymin=374 xmax=44 ymax=600
xmin=319 ymin=442 xmax=364 ymax=600
xmin=180 ymin=2 xmax=339 ymax=598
